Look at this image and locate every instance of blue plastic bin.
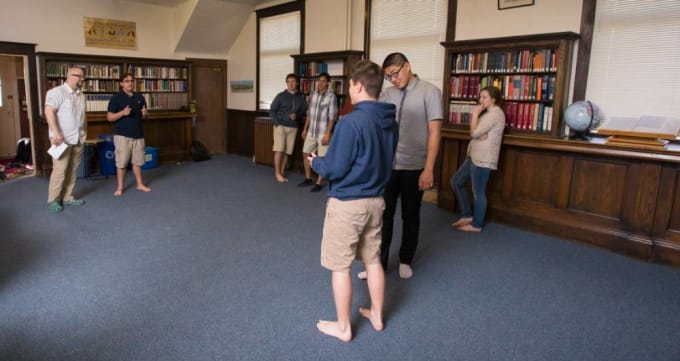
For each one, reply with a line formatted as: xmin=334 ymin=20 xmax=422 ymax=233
xmin=142 ymin=146 xmax=159 ymax=170
xmin=96 ymin=135 xmax=116 ymax=176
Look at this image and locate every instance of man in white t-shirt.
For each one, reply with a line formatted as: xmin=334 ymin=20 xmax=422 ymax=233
xmin=44 ymin=65 xmax=87 ymax=213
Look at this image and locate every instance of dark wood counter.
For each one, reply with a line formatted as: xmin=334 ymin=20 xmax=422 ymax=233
xmin=438 ymin=128 xmax=680 ymax=266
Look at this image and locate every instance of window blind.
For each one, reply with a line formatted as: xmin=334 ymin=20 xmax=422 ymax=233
xmin=259 ymin=11 xmax=301 ymax=110
xmin=370 ymin=0 xmax=447 ymax=91
xmin=586 ymin=0 xmax=680 ymax=120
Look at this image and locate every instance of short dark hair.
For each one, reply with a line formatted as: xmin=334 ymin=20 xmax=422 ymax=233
xmin=350 ymin=60 xmax=384 ymax=99
xmin=318 ymin=72 xmax=331 ymax=82
xmin=481 ymin=86 xmax=503 ymax=107
xmin=120 ymin=73 xmax=134 ymax=82
xmin=382 ymin=52 xmax=409 ymax=69
xmin=286 ymin=73 xmax=298 ymax=82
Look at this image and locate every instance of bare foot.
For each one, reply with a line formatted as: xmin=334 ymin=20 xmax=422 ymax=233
xmin=451 ymin=217 xmax=473 ymax=228
xmin=114 ymin=189 xmax=122 ymax=197
xmin=275 ymin=175 xmax=288 ymax=183
xmin=137 ymin=185 xmax=151 ymax=192
xmin=458 ymin=224 xmax=482 ymax=232
xmin=316 ymin=320 xmax=352 ymax=342
xmin=359 ymin=307 xmax=384 ymax=331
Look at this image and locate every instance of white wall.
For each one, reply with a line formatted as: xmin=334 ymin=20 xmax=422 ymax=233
xmin=226 ymin=0 xmax=582 ymax=110
xmin=0 ymin=0 xmax=190 ymax=59
xmin=456 ymin=0 xmax=582 ymax=40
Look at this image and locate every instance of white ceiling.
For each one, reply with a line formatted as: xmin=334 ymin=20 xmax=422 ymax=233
xmin=123 ymin=0 xmax=272 ymax=54
xmin=127 ymin=0 xmax=269 ymax=7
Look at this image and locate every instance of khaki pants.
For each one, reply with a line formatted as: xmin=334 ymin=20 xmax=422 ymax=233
xmin=47 ymin=143 xmax=83 ymax=203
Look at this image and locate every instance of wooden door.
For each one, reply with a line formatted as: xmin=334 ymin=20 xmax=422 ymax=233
xmin=189 ymin=58 xmax=227 ymax=154
xmin=0 ymin=55 xmax=21 ymax=158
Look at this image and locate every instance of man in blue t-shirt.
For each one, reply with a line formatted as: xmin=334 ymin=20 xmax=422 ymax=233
xmin=106 ymin=73 xmax=151 ymax=196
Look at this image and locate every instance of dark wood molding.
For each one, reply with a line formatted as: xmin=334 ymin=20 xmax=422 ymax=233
xmin=441 ymin=31 xmax=579 ymax=48
xmin=226 ymin=109 xmax=256 ymax=157
xmin=364 ymin=0 xmax=372 ymax=60
xmin=572 ymin=0 xmax=596 ymax=101
xmin=446 ymin=0 xmax=457 ymax=42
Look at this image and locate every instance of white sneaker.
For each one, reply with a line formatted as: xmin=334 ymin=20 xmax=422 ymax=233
xmin=399 ymin=264 xmax=413 ymax=279
xmin=357 ymin=270 xmax=367 ymax=280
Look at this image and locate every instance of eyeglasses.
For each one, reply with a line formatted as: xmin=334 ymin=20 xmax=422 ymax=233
xmin=69 ymin=73 xmax=84 ymax=79
xmin=384 ymin=63 xmax=405 ymax=81
xmin=122 ymin=79 xmax=134 ymax=83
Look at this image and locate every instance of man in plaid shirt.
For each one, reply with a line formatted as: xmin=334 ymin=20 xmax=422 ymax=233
xmin=299 ymin=72 xmax=339 ymax=192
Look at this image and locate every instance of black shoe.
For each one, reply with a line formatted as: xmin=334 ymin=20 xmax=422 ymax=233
xmin=297 ymin=179 xmax=314 ymax=187
xmin=310 ymin=184 xmax=323 ymax=192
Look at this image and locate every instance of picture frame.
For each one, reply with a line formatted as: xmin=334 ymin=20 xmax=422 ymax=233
xmin=498 ymin=0 xmax=534 ymax=10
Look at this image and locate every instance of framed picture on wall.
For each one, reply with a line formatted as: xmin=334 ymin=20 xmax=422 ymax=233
xmin=498 ymin=0 xmax=534 ymax=10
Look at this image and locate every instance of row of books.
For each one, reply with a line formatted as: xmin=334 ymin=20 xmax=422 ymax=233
xmin=300 ymin=78 xmax=344 ymax=95
xmin=448 ymin=101 xmax=553 ymax=133
xmin=84 ymin=93 xmax=189 ymax=112
xmin=451 ymin=48 xmax=558 ymax=74
xmin=449 ymin=74 xmax=556 ymax=101
xmin=45 ymin=63 xmax=121 ymax=79
xmin=46 ymin=78 xmax=114 ymax=92
xmin=127 ymin=66 xmax=188 ymax=80
xmin=132 ymin=79 xmax=188 ymax=92
xmin=298 ymin=61 xmax=329 ymax=77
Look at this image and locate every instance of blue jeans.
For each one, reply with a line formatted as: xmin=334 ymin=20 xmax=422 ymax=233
xmin=449 ymin=157 xmax=491 ymax=228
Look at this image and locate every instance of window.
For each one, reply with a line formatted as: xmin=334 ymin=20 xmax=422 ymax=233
xmin=369 ymin=0 xmax=448 ymax=91
xmin=257 ymin=2 xmax=303 ymax=111
xmin=586 ymin=0 xmax=680 ymax=120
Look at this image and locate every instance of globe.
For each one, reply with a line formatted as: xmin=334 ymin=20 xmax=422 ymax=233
xmin=564 ymin=100 xmax=604 ymax=137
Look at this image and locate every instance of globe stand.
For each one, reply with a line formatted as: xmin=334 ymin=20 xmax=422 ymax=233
xmin=569 ymin=130 xmax=591 ymax=141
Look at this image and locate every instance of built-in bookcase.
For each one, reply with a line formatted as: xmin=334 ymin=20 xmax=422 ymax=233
xmin=37 ymin=52 xmax=194 ymax=162
xmin=38 ymin=53 xmax=191 ymax=114
xmin=291 ymin=50 xmax=364 ymax=109
xmin=441 ymin=32 xmax=578 ymax=137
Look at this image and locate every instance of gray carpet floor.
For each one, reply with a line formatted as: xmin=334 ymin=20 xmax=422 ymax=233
xmin=1 ymin=154 xmax=679 ymax=361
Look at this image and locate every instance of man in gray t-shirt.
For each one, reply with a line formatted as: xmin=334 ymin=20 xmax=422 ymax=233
xmin=358 ymin=52 xmax=443 ymax=280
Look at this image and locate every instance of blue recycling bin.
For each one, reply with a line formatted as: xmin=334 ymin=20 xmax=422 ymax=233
xmin=96 ymin=135 xmax=116 ymax=176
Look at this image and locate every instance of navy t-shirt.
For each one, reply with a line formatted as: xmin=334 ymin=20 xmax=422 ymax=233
xmin=107 ymin=91 xmax=147 ymax=139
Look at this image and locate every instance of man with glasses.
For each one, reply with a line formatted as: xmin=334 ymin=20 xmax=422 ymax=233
xmin=45 ymin=65 xmax=87 ymax=212
xmin=357 ymin=52 xmax=443 ymax=280
xmin=106 ymin=73 xmax=151 ymax=196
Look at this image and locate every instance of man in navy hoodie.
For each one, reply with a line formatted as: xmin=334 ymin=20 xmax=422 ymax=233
xmin=310 ymin=60 xmax=398 ymax=342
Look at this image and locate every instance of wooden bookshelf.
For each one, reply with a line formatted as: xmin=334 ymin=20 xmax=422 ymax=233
xmin=441 ymin=32 xmax=579 ymax=137
xmin=291 ymin=50 xmax=364 ymax=109
xmin=37 ymin=52 xmax=194 ymax=162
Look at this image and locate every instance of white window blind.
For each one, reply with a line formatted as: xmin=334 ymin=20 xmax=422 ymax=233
xmin=370 ymin=0 xmax=447 ymax=91
xmin=259 ymin=11 xmax=300 ymax=110
xmin=586 ymin=0 xmax=680 ymax=120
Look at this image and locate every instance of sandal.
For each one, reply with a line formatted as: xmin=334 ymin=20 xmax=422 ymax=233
xmin=63 ymin=199 xmax=85 ymax=206
xmin=48 ymin=201 xmax=63 ymax=213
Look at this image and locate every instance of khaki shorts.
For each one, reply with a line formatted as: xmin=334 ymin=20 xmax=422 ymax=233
xmin=272 ymin=125 xmax=297 ymax=155
xmin=114 ymin=135 xmax=146 ymax=168
xmin=302 ymin=135 xmax=328 ymax=157
xmin=320 ymin=196 xmax=385 ymax=272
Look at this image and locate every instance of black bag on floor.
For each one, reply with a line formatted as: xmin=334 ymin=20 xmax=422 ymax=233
xmin=15 ymin=138 xmax=31 ymax=165
xmin=190 ymin=140 xmax=211 ymax=162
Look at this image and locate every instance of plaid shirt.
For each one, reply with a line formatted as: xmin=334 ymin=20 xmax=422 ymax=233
xmin=307 ymin=89 xmax=338 ymax=140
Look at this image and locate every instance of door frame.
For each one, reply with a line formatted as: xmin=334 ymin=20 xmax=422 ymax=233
xmin=187 ymin=58 xmax=227 ymax=153
xmin=0 ymin=41 xmax=43 ymax=176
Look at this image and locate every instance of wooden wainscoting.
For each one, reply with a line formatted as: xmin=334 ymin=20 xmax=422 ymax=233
xmin=226 ymin=109 xmax=255 ymax=157
xmin=254 ymin=117 xmax=274 ymax=166
xmin=438 ymin=130 xmax=680 ymax=266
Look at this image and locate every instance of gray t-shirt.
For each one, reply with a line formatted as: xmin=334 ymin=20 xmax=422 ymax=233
xmin=380 ymin=76 xmax=443 ymax=170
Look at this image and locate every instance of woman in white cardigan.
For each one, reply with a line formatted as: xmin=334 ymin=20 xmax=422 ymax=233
xmin=450 ymin=86 xmax=506 ymax=232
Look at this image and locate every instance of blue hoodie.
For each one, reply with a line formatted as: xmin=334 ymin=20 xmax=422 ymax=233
xmin=311 ymin=100 xmax=398 ymax=201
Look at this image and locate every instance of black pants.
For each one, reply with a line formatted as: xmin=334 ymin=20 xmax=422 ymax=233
xmin=380 ymin=169 xmax=424 ymax=269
